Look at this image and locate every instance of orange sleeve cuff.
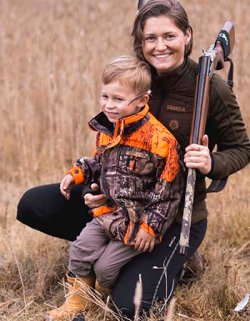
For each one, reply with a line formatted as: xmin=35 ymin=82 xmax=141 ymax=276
xmin=140 ymin=222 xmax=156 ymax=238
xmin=92 ymin=205 xmax=117 ymax=217
xmin=68 ymin=166 xmax=85 ymax=185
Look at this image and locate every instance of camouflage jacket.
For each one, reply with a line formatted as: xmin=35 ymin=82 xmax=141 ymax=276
xmin=70 ymin=104 xmax=184 ymax=244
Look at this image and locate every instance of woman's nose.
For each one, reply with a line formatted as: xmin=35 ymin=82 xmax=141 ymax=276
xmin=155 ymin=37 xmax=167 ymax=50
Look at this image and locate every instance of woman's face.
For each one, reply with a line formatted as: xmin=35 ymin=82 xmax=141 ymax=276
xmin=142 ymin=15 xmax=191 ymax=74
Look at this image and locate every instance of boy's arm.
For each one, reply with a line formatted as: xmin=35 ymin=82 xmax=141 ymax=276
xmin=70 ymin=131 xmax=102 ymax=185
xmin=60 ymin=158 xmax=94 ymax=200
xmin=140 ymin=143 xmax=184 ymax=240
xmin=69 ymin=156 xmax=101 ymax=186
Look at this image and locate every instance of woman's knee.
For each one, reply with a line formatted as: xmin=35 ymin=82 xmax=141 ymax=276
xmin=17 ymin=187 xmax=39 ymax=223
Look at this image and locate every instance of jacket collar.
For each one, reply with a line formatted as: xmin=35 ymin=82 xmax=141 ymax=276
xmin=89 ymin=104 xmax=149 ymax=136
xmin=89 ymin=104 xmax=150 ymax=151
xmin=118 ymin=103 xmax=149 ymax=126
xmin=151 ymin=58 xmax=196 ymax=91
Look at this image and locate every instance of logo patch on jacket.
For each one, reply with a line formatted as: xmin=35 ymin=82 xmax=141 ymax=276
xmin=166 ymin=104 xmax=186 ymax=112
xmin=169 ymin=119 xmax=179 ymax=130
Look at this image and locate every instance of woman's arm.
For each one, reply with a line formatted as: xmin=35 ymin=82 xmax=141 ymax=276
xmin=205 ymin=75 xmax=250 ymax=179
xmin=83 ymin=183 xmax=108 ymax=209
xmin=184 ymin=75 xmax=250 ymax=179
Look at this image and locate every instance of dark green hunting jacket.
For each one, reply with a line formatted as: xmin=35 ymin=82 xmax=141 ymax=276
xmin=149 ymin=57 xmax=250 ymax=223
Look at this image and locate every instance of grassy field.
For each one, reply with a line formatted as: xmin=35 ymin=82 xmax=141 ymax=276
xmin=0 ymin=0 xmax=249 ymax=320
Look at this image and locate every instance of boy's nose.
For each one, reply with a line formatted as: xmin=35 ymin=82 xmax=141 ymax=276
xmin=105 ymin=99 xmax=115 ymax=109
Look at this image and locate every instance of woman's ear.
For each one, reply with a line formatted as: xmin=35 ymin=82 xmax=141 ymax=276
xmin=185 ymin=27 xmax=192 ymax=44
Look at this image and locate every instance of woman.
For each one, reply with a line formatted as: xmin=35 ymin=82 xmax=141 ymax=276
xmin=17 ymin=0 xmax=250 ymax=319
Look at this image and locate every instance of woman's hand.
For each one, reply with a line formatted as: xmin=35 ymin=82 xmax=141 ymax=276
xmin=184 ymin=135 xmax=212 ymax=175
xmin=83 ymin=183 xmax=108 ymax=209
xmin=60 ymin=174 xmax=75 ymax=200
xmin=133 ymin=228 xmax=156 ymax=252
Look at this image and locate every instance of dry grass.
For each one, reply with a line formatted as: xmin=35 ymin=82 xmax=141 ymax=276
xmin=0 ymin=0 xmax=249 ymax=320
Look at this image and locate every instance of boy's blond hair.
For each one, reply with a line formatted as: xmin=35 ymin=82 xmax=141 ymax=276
xmin=102 ymin=55 xmax=151 ymax=95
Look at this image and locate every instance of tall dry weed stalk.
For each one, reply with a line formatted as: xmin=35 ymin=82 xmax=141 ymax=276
xmin=133 ymin=274 xmax=143 ymax=321
xmin=164 ymin=297 xmax=176 ymax=321
xmin=0 ymin=1 xmax=249 ymax=320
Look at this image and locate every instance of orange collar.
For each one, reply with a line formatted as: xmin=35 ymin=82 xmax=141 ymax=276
xmin=115 ymin=104 xmax=149 ymax=127
xmin=102 ymin=104 xmax=149 ymax=150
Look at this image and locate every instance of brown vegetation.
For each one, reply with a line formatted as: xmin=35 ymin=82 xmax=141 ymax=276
xmin=0 ymin=1 xmax=249 ymax=320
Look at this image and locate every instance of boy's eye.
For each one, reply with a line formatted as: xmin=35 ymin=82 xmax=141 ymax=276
xmin=114 ymin=97 xmax=124 ymax=102
xmin=101 ymin=94 xmax=108 ymax=99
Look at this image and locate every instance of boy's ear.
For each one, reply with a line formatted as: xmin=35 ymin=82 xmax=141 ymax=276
xmin=138 ymin=94 xmax=149 ymax=107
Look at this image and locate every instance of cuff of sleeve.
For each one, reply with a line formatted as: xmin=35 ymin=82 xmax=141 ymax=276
xmin=206 ymin=153 xmax=215 ymax=179
xmin=92 ymin=205 xmax=117 ymax=217
xmin=68 ymin=166 xmax=85 ymax=185
xmin=140 ymin=222 xmax=156 ymax=238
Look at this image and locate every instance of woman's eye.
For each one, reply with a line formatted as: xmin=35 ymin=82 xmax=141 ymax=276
xmin=165 ymin=34 xmax=175 ymax=40
xmin=144 ymin=36 xmax=156 ymax=43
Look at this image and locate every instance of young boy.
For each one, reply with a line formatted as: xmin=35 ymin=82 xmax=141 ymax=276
xmin=47 ymin=55 xmax=183 ymax=321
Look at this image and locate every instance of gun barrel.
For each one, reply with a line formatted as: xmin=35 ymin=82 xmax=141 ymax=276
xmin=190 ymin=55 xmax=211 ymax=145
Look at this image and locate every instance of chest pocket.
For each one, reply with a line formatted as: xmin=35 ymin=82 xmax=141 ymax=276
xmin=118 ymin=149 xmax=155 ymax=176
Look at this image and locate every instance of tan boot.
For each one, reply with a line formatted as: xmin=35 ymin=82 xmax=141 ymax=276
xmin=47 ymin=272 xmax=96 ymax=321
xmin=95 ymin=280 xmax=111 ymax=300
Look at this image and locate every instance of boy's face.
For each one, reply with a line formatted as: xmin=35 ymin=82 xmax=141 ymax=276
xmin=100 ymin=80 xmax=147 ymax=123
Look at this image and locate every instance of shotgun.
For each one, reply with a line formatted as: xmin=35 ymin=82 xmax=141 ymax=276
xmin=179 ymin=22 xmax=235 ymax=255
xmin=137 ymin=0 xmax=148 ymax=11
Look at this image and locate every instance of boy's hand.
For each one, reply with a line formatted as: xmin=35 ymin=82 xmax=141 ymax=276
xmin=60 ymin=174 xmax=74 ymax=200
xmin=134 ymin=228 xmax=156 ymax=252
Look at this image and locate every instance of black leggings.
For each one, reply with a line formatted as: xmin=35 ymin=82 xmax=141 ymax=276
xmin=17 ymin=183 xmax=207 ymax=319
xmin=17 ymin=183 xmax=92 ymax=241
